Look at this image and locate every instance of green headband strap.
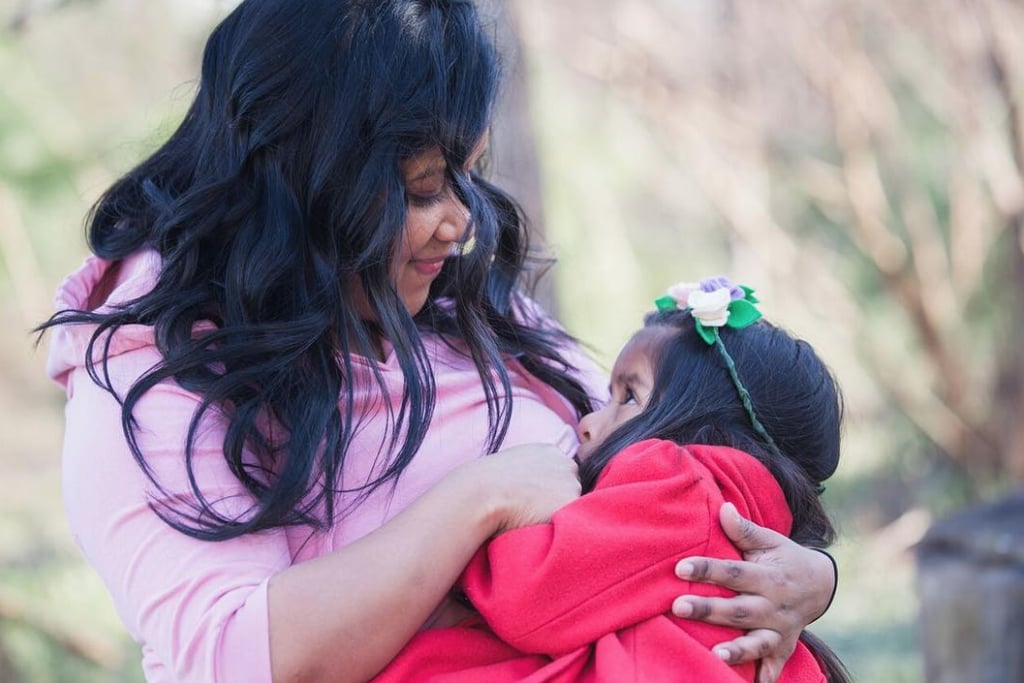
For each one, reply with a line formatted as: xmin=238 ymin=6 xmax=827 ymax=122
xmin=711 ymin=328 xmax=786 ymax=461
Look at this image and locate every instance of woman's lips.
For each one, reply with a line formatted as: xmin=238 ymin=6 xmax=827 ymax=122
xmin=411 ymin=256 xmax=447 ymax=277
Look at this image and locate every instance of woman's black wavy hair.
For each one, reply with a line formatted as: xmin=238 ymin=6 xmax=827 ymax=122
xmin=578 ymin=309 xmax=850 ymax=682
xmin=38 ymin=0 xmax=592 ymax=540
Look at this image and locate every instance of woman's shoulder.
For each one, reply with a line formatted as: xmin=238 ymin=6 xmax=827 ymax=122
xmin=47 ymin=249 xmax=162 ymax=388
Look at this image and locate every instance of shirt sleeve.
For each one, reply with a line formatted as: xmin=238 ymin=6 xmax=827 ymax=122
xmin=458 ymin=439 xmax=739 ymax=656
xmin=61 ymin=350 xmax=292 ymax=683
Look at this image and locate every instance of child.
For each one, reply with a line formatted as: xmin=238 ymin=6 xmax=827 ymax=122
xmin=374 ymin=277 xmax=850 ymax=683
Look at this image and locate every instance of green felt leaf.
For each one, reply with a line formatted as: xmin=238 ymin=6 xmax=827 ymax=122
xmin=695 ymin=321 xmax=717 ymax=345
xmin=726 ymin=299 xmax=763 ymax=328
xmin=654 ymin=295 xmax=678 ymax=312
xmin=740 ymin=285 xmax=759 ymax=304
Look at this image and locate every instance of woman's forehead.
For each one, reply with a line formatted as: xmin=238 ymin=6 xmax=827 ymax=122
xmin=401 ymin=148 xmax=446 ymax=181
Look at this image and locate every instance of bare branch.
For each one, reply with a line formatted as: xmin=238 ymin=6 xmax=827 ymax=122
xmin=0 ymin=185 xmax=51 ymax=329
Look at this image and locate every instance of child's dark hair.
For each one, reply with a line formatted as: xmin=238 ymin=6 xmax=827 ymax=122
xmin=578 ymin=308 xmax=850 ymax=683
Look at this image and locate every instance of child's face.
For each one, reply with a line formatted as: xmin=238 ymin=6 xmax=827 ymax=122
xmin=577 ymin=327 xmax=668 ymax=461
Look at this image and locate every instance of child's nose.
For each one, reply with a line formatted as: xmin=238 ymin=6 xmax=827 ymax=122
xmin=577 ymin=413 xmax=594 ymax=444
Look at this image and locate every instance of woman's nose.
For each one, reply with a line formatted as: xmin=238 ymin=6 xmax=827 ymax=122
xmin=435 ymin=190 xmax=472 ymax=245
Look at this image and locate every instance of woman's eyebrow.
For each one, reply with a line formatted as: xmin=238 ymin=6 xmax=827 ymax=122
xmin=410 ymin=163 xmax=446 ymax=182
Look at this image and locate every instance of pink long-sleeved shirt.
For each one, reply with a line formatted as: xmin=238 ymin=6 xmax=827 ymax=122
xmin=47 ymin=250 xmax=606 ymax=683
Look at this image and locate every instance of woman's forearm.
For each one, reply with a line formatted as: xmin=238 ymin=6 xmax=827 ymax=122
xmin=268 ymin=443 xmax=580 ymax=682
xmin=267 ymin=466 xmax=500 ymax=683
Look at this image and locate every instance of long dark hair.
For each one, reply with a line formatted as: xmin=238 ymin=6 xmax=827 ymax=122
xmin=38 ymin=0 xmax=592 ymax=540
xmin=578 ymin=309 xmax=850 ymax=682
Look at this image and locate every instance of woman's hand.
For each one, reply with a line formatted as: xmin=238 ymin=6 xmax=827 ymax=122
xmin=671 ymin=502 xmax=836 ymax=683
xmin=459 ymin=443 xmax=582 ymax=535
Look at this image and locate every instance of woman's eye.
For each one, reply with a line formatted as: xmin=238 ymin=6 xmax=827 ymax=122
xmin=408 ymin=190 xmax=446 ymax=208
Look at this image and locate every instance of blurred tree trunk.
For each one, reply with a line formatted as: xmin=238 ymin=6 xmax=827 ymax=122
xmin=916 ymin=492 xmax=1024 ymax=682
xmin=992 ymin=191 xmax=1024 ymax=481
xmin=999 ymin=234 xmax=1024 ymax=479
xmin=0 ymin=643 xmax=23 ymax=683
xmin=477 ymin=0 xmax=557 ymax=314
xmin=983 ymin=0 xmax=1024 ymax=480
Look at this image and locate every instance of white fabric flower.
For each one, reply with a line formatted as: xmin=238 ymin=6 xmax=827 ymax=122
xmin=688 ymin=288 xmax=732 ymax=327
xmin=666 ymin=282 xmax=700 ymax=309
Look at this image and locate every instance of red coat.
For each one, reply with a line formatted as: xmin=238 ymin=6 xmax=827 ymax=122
xmin=375 ymin=439 xmax=827 ymax=682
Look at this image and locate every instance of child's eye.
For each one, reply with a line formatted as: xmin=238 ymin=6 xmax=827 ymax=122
xmin=621 ymin=388 xmax=638 ymax=406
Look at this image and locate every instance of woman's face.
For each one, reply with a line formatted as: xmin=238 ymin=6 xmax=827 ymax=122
xmin=576 ymin=326 xmax=668 ymax=461
xmin=392 ymin=136 xmax=488 ymax=315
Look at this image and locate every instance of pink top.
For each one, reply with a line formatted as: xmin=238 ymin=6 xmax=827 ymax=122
xmin=47 ymin=250 xmax=608 ymax=683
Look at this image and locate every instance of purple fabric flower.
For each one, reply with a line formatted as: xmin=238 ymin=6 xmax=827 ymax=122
xmin=699 ymin=276 xmax=743 ymax=301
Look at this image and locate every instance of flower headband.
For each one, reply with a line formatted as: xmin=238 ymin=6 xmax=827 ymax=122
xmin=654 ymin=276 xmax=763 ymax=344
xmin=655 ymin=277 xmax=811 ymax=488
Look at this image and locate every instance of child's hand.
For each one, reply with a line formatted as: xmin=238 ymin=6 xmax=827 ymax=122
xmin=670 ymin=502 xmax=836 ymax=683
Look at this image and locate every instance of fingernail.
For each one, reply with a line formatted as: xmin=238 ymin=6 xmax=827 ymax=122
xmin=672 ymin=598 xmax=693 ymax=617
xmin=714 ymin=647 xmax=731 ymax=662
xmin=676 ymin=561 xmax=694 ymax=578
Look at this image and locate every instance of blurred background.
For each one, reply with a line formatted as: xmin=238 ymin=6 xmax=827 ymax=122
xmin=2 ymin=0 xmax=1023 ymax=681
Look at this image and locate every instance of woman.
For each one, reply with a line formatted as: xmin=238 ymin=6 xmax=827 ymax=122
xmin=43 ymin=2 xmax=836 ymax=682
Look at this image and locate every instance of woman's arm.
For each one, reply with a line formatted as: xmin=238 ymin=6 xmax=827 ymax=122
xmin=673 ymin=503 xmax=837 ymax=683
xmin=267 ymin=444 xmax=581 ymax=683
xmin=64 ymin=360 xmax=579 ymax=683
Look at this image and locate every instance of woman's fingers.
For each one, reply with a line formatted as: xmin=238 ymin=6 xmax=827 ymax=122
xmin=756 ymin=654 xmax=788 ymax=683
xmin=679 ymin=502 xmax=836 ymax=627
xmin=672 ymin=501 xmax=836 ymax=673
xmin=719 ymin=501 xmax=791 ymax=555
xmin=704 ymin=627 xmax=785 ymax=666
xmin=675 ymin=556 xmax=773 ymax=593
xmin=674 ymin=502 xmax=795 ymax=596
xmin=703 ymin=627 xmax=796 ymax=683
xmin=671 ymin=594 xmax=778 ymax=628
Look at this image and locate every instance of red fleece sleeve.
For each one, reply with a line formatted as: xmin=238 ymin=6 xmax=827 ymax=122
xmin=459 ymin=439 xmax=739 ymax=655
